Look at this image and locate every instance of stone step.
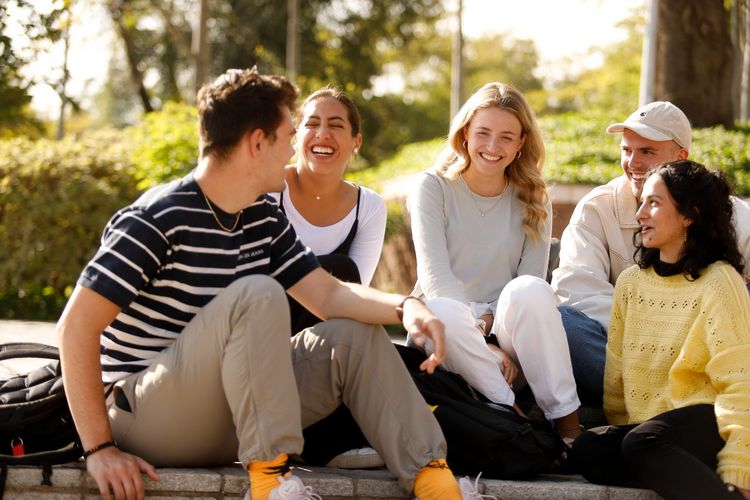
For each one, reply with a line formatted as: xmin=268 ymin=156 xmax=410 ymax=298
xmin=3 ymin=463 xmax=661 ymax=499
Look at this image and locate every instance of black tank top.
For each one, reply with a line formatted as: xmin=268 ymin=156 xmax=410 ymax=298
xmin=279 ymin=185 xmax=361 ymax=256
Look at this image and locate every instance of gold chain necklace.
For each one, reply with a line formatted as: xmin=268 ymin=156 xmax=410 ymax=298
xmin=202 ymin=192 xmax=242 ymax=232
xmin=460 ymin=174 xmax=505 ymax=217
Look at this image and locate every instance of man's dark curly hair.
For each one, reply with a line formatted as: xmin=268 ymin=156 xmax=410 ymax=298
xmin=635 ymin=160 xmax=745 ymax=280
xmin=197 ymin=67 xmax=298 ymax=158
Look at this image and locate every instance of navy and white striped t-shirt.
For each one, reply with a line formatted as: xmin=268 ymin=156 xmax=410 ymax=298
xmin=78 ymin=174 xmax=319 ymax=383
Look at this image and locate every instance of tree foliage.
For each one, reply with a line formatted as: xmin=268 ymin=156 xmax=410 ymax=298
xmin=105 ymin=0 xmax=193 ymax=112
xmin=540 ymin=8 xmax=643 ymax=119
xmin=0 ymin=0 xmax=52 ymax=137
xmin=95 ymin=0 xmax=450 ymax=164
xmin=464 ymin=34 xmax=543 ymax=95
xmin=354 ymin=29 xmax=544 ymax=164
xmin=205 ymin=0 xmax=446 ymax=164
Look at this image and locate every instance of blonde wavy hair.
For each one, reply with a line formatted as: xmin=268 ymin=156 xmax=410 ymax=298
xmin=435 ymin=82 xmax=548 ymax=241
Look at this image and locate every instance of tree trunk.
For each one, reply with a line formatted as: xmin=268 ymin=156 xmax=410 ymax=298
xmin=639 ymin=0 xmax=659 ymax=105
xmin=56 ymin=27 xmax=70 ymax=140
xmin=742 ymin=1 xmax=750 ymax=122
xmin=192 ymin=0 xmax=209 ymax=95
xmin=151 ymin=0 xmax=182 ymax=102
xmin=108 ymin=0 xmax=154 ymax=113
xmin=655 ymin=0 xmax=734 ymax=127
xmin=286 ymin=0 xmax=299 ymax=80
xmin=731 ymin=0 xmax=742 ymax=120
xmin=450 ymin=0 xmax=463 ymax=119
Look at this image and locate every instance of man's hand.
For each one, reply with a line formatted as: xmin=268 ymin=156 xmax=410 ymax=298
xmin=487 ymin=344 xmax=519 ymax=385
xmin=478 ymin=313 xmax=494 ymax=336
xmin=86 ymin=446 xmax=159 ymax=500
xmin=401 ymin=299 xmax=446 ymax=374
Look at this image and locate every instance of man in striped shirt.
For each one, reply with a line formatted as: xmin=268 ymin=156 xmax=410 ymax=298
xmin=56 ymin=68 xmax=464 ymax=500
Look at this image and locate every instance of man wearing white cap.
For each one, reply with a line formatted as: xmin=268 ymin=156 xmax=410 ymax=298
xmin=551 ymin=101 xmax=750 ymax=405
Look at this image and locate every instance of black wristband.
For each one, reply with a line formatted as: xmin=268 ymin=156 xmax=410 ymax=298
xmin=396 ymin=295 xmax=424 ymax=321
xmin=83 ymin=440 xmax=117 ymax=459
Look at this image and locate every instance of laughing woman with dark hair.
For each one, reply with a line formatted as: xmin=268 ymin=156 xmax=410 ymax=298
xmin=270 ymin=87 xmax=388 ymax=470
xmin=272 ymin=87 xmax=387 ymax=333
xmin=571 ymin=160 xmax=750 ymax=499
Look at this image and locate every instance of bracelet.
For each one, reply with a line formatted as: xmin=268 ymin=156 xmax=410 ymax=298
xmin=83 ymin=440 xmax=118 ymax=459
xmin=396 ymin=295 xmax=424 ymax=321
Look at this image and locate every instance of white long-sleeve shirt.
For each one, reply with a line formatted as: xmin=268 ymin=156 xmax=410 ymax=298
xmin=271 ymin=182 xmax=387 ymax=286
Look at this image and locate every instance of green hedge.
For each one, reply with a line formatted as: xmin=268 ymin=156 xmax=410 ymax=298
xmin=0 ymin=132 xmax=140 ymax=319
xmin=130 ymin=102 xmax=199 ymax=190
xmin=350 ymin=113 xmax=750 ymax=196
xmin=0 ymin=103 xmax=198 ymax=320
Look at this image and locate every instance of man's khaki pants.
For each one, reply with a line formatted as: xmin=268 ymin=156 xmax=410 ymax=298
xmin=108 ymin=275 xmax=445 ymax=492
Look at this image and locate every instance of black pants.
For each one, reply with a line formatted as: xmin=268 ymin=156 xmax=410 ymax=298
xmin=570 ymin=404 xmax=743 ymax=499
xmin=293 ymin=254 xmax=369 ymax=465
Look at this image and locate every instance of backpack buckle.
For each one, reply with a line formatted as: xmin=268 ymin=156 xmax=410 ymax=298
xmin=11 ymin=437 xmax=24 ymax=457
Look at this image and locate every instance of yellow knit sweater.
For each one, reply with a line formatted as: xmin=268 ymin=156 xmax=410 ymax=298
xmin=604 ymin=261 xmax=750 ymax=489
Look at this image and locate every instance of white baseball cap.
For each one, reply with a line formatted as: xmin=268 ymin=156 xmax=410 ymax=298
xmin=606 ymin=101 xmax=692 ymax=152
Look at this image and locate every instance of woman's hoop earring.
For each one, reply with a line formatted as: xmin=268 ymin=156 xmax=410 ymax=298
xmin=462 ymin=140 xmax=468 ymax=150
xmin=515 ymin=150 xmax=522 ymax=160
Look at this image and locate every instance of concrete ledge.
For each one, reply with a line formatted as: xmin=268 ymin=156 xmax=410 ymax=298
xmin=3 ymin=463 xmax=662 ymax=499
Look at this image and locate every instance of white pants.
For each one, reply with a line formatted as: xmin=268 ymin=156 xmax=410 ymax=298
xmin=410 ymin=276 xmax=580 ymax=420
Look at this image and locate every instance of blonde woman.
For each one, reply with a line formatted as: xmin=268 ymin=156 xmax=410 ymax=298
xmin=408 ymin=82 xmax=581 ymax=442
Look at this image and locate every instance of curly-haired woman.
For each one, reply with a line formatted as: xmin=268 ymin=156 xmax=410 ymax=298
xmin=571 ymin=160 xmax=750 ymax=499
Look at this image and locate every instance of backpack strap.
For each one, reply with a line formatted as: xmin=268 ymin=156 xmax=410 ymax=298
xmin=0 ymin=343 xmax=59 ymax=363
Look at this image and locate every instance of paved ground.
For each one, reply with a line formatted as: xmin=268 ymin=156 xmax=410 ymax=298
xmin=0 ymin=319 xmax=57 ymax=344
xmin=0 ymin=319 xmax=58 ymax=378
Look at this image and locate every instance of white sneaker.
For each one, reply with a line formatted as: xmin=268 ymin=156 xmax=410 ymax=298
xmin=459 ymin=473 xmax=496 ymax=500
xmin=243 ymin=475 xmax=321 ymax=500
xmin=325 ymin=446 xmax=385 ymax=469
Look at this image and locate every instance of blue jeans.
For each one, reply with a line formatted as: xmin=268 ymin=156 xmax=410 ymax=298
xmin=558 ymin=306 xmax=607 ymax=406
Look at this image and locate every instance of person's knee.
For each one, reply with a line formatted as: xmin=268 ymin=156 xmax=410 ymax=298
xmin=558 ymin=306 xmax=604 ymax=345
xmin=425 ymin=297 xmax=473 ymax=324
xmin=503 ymin=275 xmax=555 ymax=308
xmin=225 ymin=275 xmax=287 ymax=318
xmin=558 ymin=306 xmax=583 ymax=344
xmin=311 ymin=318 xmax=387 ymax=349
xmin=229 ymin=274 xmax=285 ymax=301
xmin=423 ymin=298 xmax=477 ymax=344
xmin=621 ymin=426 xmax=657 ymax=463
xmin=557 ymin=305 xmax=579 ymax=322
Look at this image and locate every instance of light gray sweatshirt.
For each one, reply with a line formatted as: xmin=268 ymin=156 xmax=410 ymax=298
xmin=408 ymin=171 xmax=551 ymax=315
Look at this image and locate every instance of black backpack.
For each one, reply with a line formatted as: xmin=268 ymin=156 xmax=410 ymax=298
xmin=0 ymin=343 xmax=83 ymax=495
xmin=396 ymin=344 xmax=564 ymax=479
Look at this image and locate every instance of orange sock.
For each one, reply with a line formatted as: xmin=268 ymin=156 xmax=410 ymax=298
xmin=248 ymin=453 xmax=290 ymax=499
xmin=413 ymin=458 xmax=461 ymax=499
